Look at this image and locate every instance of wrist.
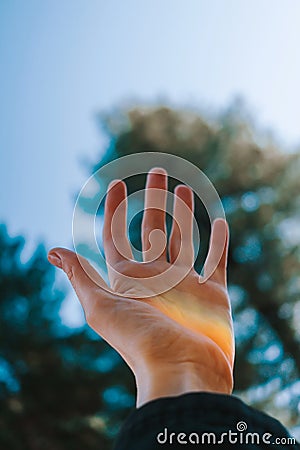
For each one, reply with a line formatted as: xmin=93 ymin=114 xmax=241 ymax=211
xmin=134 ymin=359 xmax=233 ymax=408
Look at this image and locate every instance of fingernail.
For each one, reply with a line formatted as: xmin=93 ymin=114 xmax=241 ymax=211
xmin=48 ymin=252 xmax=62 ymax=268
xmin=149 ymin=167 xmax=167 ymax=175
xmin=108 ymin=179 xmax=122 ymax=188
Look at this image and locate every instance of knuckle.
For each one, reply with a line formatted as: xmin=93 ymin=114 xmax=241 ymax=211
xmin=65 ymin=265 xmax=75 ymax=286
xmin=66 ymin=268 xmax=73 ymax=281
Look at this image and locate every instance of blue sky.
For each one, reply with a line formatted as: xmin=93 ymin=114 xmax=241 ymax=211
xmin=1 ymin=0 xmax=300 ymax=324
xmin=1 ymin=0 xmax=300 ymax=250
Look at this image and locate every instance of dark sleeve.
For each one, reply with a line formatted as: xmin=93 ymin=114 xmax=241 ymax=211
xmin=113 ymin=392 xmax=299 ymax=449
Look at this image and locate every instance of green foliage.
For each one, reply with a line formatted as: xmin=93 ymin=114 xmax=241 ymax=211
xmin=0 ymin=225 xmax=134 ymax=450
xmin=91 ymin=101 xmax=300 ymax=434
xmin=2 ymin=100 xmax=300 ymax=448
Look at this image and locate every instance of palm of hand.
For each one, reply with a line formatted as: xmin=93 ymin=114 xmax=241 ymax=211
xmin=49 ymin=168 xmax=234 ymax=393
xmin=97 ymin=258 xmax=233 ymax=376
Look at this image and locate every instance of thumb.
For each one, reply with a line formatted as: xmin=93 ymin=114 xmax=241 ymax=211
xmin=48 ymin=247 xmax=113 ymax=323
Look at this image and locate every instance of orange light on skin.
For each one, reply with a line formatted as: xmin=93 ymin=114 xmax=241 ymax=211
xmin=149 ymin=290 xmax=234 ymax=367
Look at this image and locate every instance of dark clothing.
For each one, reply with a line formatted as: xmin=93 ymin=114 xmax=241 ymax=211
xmin=114 ymin=392 xmax=299 ymax=449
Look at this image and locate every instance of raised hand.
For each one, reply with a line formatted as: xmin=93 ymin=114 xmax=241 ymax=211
xmin=48 ymin=168 xmax=234 ymax=407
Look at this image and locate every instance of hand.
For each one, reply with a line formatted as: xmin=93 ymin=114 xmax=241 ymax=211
xmin=48 ymin=168 xmax=234 ymax=407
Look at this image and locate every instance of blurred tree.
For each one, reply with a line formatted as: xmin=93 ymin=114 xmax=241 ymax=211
xmin=0 ymin=224 xmax=134 ymax=450
xmin=79 ymin=99 xmax=300 ymax=437
xmin=2 ymin=99 xmax=300 ymax=450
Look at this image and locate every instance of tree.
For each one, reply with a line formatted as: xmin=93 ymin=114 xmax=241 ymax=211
xmin=0 ymin=224 xmax=134 ymax=450
xmin=2 ymin=98 xmax=300 ymax=449
xmin=78 ymin=99 xmax=300 ymax=436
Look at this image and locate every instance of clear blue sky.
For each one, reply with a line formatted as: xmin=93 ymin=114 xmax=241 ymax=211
xmin=1 ymin=0 xmax=300 ymax=250
xmin=1 ymin=0 xmax=300 ymax=324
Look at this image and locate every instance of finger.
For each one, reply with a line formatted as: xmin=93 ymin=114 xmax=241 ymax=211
xmin=202 ymin=218 xmax=229 ymax=286
xmin=103 ymin=180 xmax=133 ymax=267
xmin=142 ymin=168 xmax=168 ymax=262
xmin=48 ymin=247 xmax=116 ymax=326
xmin=169 ymin=185 xmax=194 ymax=266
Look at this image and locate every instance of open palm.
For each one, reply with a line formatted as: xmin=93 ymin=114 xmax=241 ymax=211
xmin=48 ymin=168 xmax=234 ymax=403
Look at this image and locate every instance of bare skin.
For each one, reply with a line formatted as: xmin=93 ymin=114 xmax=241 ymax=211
xmin=48 ymin=168 xmax=234 ymax=407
